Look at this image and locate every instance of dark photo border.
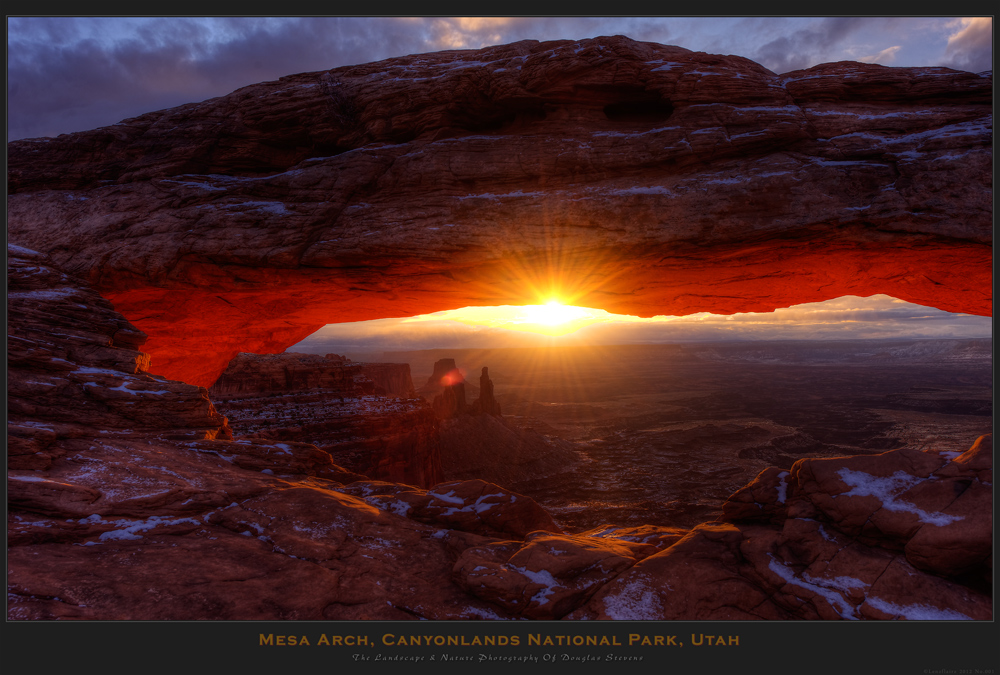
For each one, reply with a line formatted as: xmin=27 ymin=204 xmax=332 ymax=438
xmin=5 ymin=8 xmax=995 ymax=675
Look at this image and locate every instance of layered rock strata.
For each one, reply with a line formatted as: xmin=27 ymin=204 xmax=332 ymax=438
xmin=8 ymin=244 xmax=233 ymax=469
xmin=468 ymin=366 xmax=502 ymax=417
xmin=6 ymin=246 xmax=555 ymax=620
xmin=6 ymin=36 xmax=991 ymax=386
xmin=210 ymin=352 xmax=440 ymax=487
xmin=359 ymin=362 xmax=418 ymax=398
xmin=210 ymin=352 xmax=360 ymax=398
xmin=6 ymin=247 xmax=991 ymax=621
xmin=210 ymin=352 xmax=415 ymax=399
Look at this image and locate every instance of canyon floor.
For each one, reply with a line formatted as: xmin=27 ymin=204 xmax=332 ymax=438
xmin=344 ymin=340 xmax=992 ymax=532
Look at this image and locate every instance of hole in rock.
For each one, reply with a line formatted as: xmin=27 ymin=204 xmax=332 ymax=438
xmin=213 ymin=295 xmax=991 ymax=533
xmin=603 ymin=98 xmax=675 ymax=124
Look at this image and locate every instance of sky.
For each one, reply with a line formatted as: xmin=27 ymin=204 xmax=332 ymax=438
xmin=6 ymin=16 xmax=993 ymax=141
xmin=289 ymin=295 xmax=994 ymax=355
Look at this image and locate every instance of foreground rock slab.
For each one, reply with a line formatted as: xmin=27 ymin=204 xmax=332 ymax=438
xmin=570 ymin=437 xmax=992 ymax=620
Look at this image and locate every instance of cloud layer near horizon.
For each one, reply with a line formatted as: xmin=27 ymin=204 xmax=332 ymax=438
xmin=7 ymin=16 xmax=993 ymax=141
xmin=288 ymin=295 xmax=992 ymax=355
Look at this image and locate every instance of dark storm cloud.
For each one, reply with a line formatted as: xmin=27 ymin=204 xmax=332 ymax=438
xmin=7 ymin=17 xmax=453 ymax=140
xmin=8 ymin=17 xmax=670 ymax=140
xmin=742 ymin=17 xmax=874 ymax=73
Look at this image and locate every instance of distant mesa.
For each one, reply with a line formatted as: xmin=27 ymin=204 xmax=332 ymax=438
xmin=420 ymin=358 xmax=469 ymax=419
xmin=210 ymin=351 xmax=415 ymax=400
xmin=210 ymin=351 xmax=440 ymax=487
xmin=424 ymin=359 xmax=502 ymax=420
xmin=426 ymin=358 xmax=463 ymax=388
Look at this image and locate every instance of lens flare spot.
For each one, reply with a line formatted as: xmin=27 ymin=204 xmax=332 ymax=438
xmin=439 ymin=368 xmax=466 ymax=385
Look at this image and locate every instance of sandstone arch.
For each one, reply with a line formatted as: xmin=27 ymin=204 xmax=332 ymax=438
xmin=7 ymin=36 xmax=992 ymax=387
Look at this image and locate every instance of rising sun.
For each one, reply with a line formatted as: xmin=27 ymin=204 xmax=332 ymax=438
xmin=405 ymin=300 xmax=609 ymax=337
xmin=518 ymin=301 xmax=592 ymax=328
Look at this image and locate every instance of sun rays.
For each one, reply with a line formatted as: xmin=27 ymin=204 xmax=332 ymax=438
xmin=407 ymin=301 xmax=608 ymax=337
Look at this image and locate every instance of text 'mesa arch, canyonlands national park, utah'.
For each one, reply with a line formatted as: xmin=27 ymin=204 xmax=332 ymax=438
xmin=4 ymin=31 xmax=994 ymax=666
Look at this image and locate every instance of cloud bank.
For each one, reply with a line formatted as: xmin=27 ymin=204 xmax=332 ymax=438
xmin=288 ymin=295 xmax=992 ymax=355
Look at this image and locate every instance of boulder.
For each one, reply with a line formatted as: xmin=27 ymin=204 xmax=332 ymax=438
xmin=454 ymin=531 xmax=640 ymax=619
xmin=569 ymin=523 xmax=794 ymax=620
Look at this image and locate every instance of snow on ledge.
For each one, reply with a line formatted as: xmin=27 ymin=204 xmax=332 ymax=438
xmin=864 ymin=595 xmax=972 ymax=620
xmin=776 ymin=471 xmax=790 ymax=503
xmin=768 ymin=555 xmax=862 ymax=620
xmin=601 ymin=575 xmax=665 ymax=620
xmin=836 ymin=468 xmax=963 ymax=526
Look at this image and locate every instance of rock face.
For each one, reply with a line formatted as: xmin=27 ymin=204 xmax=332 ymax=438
xmin=469 ymin=367 xmax=502 ymax=416
xmin=432 ymin=384 xmax=466 ymax=420
xmin=209 ymin=352 xmax=415 ymax=399
xmin=427 ymin=361 xmax=503 ymax=420
xmin=210 ymin=352 xmax=362 ymax=398
xmin=454 ymin=532 xmax=642 ymax=620
xmin=422 ymin=358 xmax=472 ymax=419
xmin=568 ymin=438 xmax=993 ymax=621
xmin=6 ymin=36 xmax=992 ymax=387
xmin=343 ymin=479 xmax=562 ymax=540
xmin=360 ymin=362 xmax=418 ymax=398
xmin=7 ymin=244 xmax=233 ymax=469
xmin=5 ymin=246 xmax=992 ymax=621
xmin=722 ymin=438 xmax=993 ymax=582
xmin=424 ymin=359 xmax=464 ymax=390
xmin=209 ymin=352 xmax=441 ymax=488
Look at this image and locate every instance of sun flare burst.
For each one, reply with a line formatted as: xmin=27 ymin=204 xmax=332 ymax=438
xmin=404 ymin=301 xmax=610 ymax=337
xmin=516 ymin=301 xmax=593 ymax=329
